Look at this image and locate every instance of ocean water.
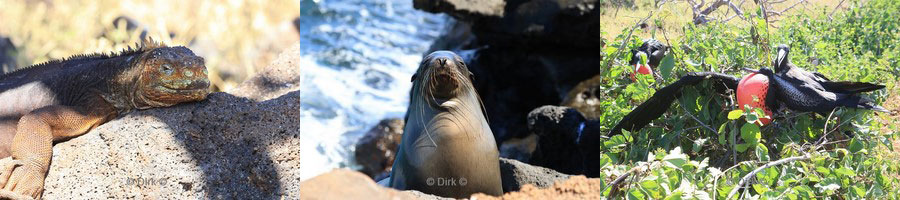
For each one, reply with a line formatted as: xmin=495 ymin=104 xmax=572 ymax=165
xmin=298 ymin=0 xmax=449 ymax=180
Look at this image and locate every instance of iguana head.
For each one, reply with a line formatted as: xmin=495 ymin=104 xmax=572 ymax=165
xmin=131 ymin=46 xmax=210 ymax=109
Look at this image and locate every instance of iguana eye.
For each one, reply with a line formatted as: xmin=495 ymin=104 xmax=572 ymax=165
xmin=160 ymin=64 xmax=174 ymax=75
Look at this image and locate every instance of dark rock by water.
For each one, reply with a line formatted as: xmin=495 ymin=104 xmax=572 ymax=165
xmin=354 ymin=118 xmax=405 ymax=180
xmin=417 ymin=0 xmax=603 ymax=144
xmin=526 ymin=105 xmax=601 ymax=177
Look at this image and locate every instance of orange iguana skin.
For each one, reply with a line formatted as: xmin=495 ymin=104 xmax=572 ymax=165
xmin=0 ymin=41 xmax=210 ymax=199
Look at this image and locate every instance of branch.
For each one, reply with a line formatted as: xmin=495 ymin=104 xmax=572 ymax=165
xmin=603 ymin=12 xmax=653 ymax=69
xmin=601 ymin=164 xmax=647 ymax=197
xmin=828 ymin=0 xmax=846 ymax=20
xmin=727 ymin=154 xmax=811 ymax=199
xmin=680 ymin=103 xmax=718 ymax=133
xmin=712 ymin=160 xmax=758 ymax=198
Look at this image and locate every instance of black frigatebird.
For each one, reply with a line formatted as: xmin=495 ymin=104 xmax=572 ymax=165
xmin=748 ymin=45 xmax=888 ymax=115
xmin=609 ymin=45 xmax=889 ymax=136
xmin=629 ymin=39 xmax=669 ymax=68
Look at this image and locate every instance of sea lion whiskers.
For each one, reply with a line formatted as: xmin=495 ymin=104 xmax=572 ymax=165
xmin=416 ymin=82 xmax=439 ymax=148
xmin=391 ymin=51 xmax=502 ymax=197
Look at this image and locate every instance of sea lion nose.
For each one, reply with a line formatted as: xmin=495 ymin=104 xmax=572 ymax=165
xmin=437 ymin=57 xmax=448 ymax=67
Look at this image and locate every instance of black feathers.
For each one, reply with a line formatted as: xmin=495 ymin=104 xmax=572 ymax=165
xmin=758 ymin=45 xmax=888 ymax=114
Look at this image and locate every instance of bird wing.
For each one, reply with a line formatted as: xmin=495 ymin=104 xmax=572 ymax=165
xmin=821 ymin=81 xmax=885 ymax=94
xmin=609 ymin=72 xmax=739 ymax=136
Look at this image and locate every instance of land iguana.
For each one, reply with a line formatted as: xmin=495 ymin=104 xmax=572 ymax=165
xmin=0 ymin=40 xmax=210 ymax=199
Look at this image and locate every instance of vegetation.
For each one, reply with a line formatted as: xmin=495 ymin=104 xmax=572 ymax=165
xmin=593 ymin=0 xmax=899 ymax=198
xmin=0 ymin=0 xmax=299 ymax=91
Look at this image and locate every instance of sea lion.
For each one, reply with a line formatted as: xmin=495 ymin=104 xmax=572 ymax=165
xmin=389 ymin=51 xmax=502 ymax=198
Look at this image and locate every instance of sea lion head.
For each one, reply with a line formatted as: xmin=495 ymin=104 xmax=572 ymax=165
xmin=411 ymin=51 xmax=475 ymax=106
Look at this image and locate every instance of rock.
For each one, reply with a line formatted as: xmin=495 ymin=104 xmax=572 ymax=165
xmin=0 ymin=36 xmax=17 ymax=74
xmin=402 ymin=190 xmax=454 ymax=200
xmin=474 ymin=175 xmax=606 ymax=199
xmin=498 ymin=133 xmax=537 ymax=162
xmin=526 ymin=105 xmax=602 ymax=177
xmin=300 ymin=169 xmax=417 ymax=200
xmin=561 ymin=75 xmax=606 ymax=120
xmin=417 ymin=0 xmax=603 ymax=142
xmin=499 ymin=157 xmax=571 ymax=193
xmin=230 ymin=43 xmax=301 ymax=101
xmin=417 ymin=0 xmax=601 ymax=49
xmin=465 ymin=46 xmax=602 ymax=143
xmin=42 ymin=43 xmax=301 ymax=199
xmin=353 ymin=118 xmax=404 ymax=180
xmin=413 ymin=0 xmax=506 ymax=18
xmin=301 ymin=157 xmax=573 ymax=199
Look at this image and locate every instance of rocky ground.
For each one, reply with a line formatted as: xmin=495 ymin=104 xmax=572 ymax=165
xmin=301 ymin=158 xmax=583 ymax=200
xmin=41 ymin=43 xmax=301 ymax=199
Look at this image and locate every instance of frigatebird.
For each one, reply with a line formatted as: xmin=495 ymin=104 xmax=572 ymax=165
xmin=609 ymin=45 xmax=889 ymax=136
xmin=629 ymin=39 xmax=669 ymax=68
xmin=752 ymin=45 xmax=889 ymax=115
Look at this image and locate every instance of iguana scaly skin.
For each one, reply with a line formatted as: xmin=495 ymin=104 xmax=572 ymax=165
xmin=0 ymin=41 xmax=210 ymax=199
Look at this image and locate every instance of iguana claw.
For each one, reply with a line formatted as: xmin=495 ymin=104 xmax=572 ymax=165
xmin=0 ymin=157 xmax=42 ymax=200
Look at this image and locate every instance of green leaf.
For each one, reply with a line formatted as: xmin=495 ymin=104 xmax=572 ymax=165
xmin=640 ymin=52 xmax=649 ymax=65
xmin=755 ymin=143 xmax=770 ymax=162
xmin=835 ymin=166 xmax=857 ymax=177
xmin=740 ymin=123 xmax=761 ymax=143
xmin=736 ymin=143 xmax=751 ymax=152
xmin=640 ymin=179 xmax=660 ymax=190
xmin=851 ymin=185 xmax=866 ymax=198
xmin=627 ymin=188 xmax=646 ymax=200
xmin=848 ymin=138 xmax=864 ymax=153
xmin=664 ymin=192 xmax=683 ymax=200
xmin=727 ymin=110 xmax=744 ymax=120
xmin=664 ymin=147 xmax=688 ymax=169
xmin=659 ymin=54 xmax=675 ymax=79
xmin=745 ymin=113 xmax=759 ymax=124
xmin=753 ymin=184 xmax=769 ymax=194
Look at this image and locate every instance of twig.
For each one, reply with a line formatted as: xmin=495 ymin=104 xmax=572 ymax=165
xmin=680 ymin=103 xmax=718 ymax=133
xmin=821 ymin=139 xmax=851 ymax=146
xmin=602 ymin=164 xmax=646 ymax=197
xmin=727 ymin=154 xmax=811 ymax=199
xmin=816 ymin=108 xmax=839 ymax=147
xmin=828 ymin=0 xmax=846 ymax=20
xmin=712 ymin=160 xmax=758 ymax=198
xmin=604 ymin=12 xmax=654 ymax=70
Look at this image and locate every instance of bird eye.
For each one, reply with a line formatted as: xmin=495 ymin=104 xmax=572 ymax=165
xmin=160 ymin=64 xmax=174 ymax=75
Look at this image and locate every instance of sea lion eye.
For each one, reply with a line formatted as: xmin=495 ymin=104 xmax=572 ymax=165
xmin=160 ymin=64 xmax=174 ymax=75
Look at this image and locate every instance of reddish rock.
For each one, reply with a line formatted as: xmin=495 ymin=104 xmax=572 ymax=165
xmin=300 ymin=169 xmax=416 ymax=200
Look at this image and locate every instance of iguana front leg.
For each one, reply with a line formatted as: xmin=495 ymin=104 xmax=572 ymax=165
xmin=0 ymin=105 xmax=114 ymax=199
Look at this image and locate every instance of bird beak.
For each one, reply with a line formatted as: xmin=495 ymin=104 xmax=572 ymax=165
xmin=776 ymin=49 xmax=788 ymax=68
xmin=742 ymin=68 xmax=759 ymax=73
